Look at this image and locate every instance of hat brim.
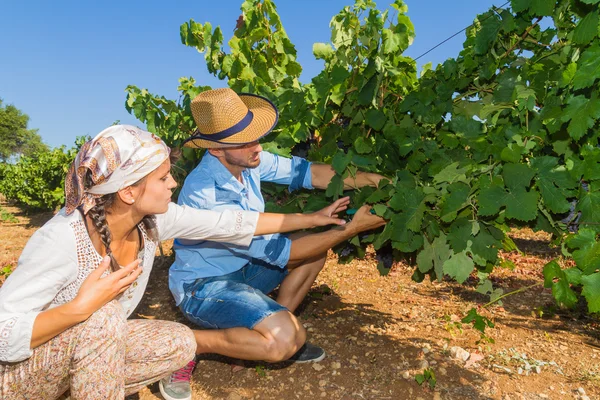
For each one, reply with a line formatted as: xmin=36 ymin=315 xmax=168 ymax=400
xmin=184 ymin=94 xmax=278 ymax=149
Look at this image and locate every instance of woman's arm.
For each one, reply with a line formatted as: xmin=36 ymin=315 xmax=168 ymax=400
xmin=0 ymin=220 xmax=142 ymax=362
xmin=253 ymin=196 xmax=348 ymax=236
xmin=155 ymin=201 xmax=347 ymax=244
xmin=0 ymin=222 xmax=77 ymax=362
xmin=30 ymin=257 xmax=142 ymax=349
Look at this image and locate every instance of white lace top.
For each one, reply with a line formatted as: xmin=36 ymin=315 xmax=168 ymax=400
xmin=0 ymin=203 xmax=258 ymax=363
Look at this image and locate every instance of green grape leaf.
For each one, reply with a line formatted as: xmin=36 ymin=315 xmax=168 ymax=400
xmin=577 ymin=188 xmax=600 ymax=233
xmin=372 ymin=203 xmax=388 ymax=217
xmin=474 ymin=15 xmax=501 ymax=55
xmin=447 ymin=218 xmax=473 ymax=253
xmin=530 ymin=0 xmax=555 ymax=16
xmin=440 ymin=182 xmax=471 ymax=222
xmin=331 ymin=150 xmax=352 ymax=175
xmin=389 ymin=188 xmax=426 ymax=231
xmin=504 ymin=187 xmax=539 ymax=222
xmin=462 ymin=307 xmax=495 ymax=333
xmin=478 ymin=182 xmax=507 ymax=217
xmin=354 ymin=137 xmax=373 ymax=154
xmin=443 ymin=251 xmax=474 ymax=283
xmin=581 ymin=273 xmax=600 ymax=313
xmin=470 ymin=227 xmax=501 ymax=266
xmin=286 ymin=60 xmax=303 ymax=76
xmin=366 ymin=189 xmax=391 ymax=204
xmin=416 ymin=233 xmax=451 ymax=281
xmin=313 ymin=43 xmax=335 ymax=60
xmin=500 ymin=145 xmax=522 ymax=163
xmin=391 ymin=235 xmax=424 ymax=253
xmin=572 ymin=11 xmax=599 ymax=45
xmin=382 ymin=28 xmax=401 ymax=54
xmin=365 ymin=109 xmax=387 ymax=131
xmin=573 ymin=45 xmax=600 ymax=90
xmin=566 ymin=229 xmax=600 ymax=275
xmin=503 ymin=163 xmax=535 ymax=190
xmin=536 ymin=178 xmax=572 ymax=213
xmin=449 ymin=115 xmax=484 ymax=139
xmin=511 ymin=0 xmax=529 ymax=13
xmin=326 ymin=173 xmax=345 ymax=199
xmin=564 ymin=268 xmax=583 ymax=286
xmin=561 ymin=94 xmax=600 ymax=140
xmin=389 ymin=215 xmax=424 ymax=252
xmin=433 ymin=162 xmax=468 ymax=184
xmin=566 ymin=228 xmax=597 ymax=250
xmin=578 ymin=148 xmax=600 ymax=181
xmin=543 ymin=260 xmax=579 ymax=308
xmin=358 ymin=75 xmax=378 ymax=106
xmin=532 ymin=157 xmax=576 ymax=213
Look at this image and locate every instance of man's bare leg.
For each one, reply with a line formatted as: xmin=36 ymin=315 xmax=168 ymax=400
xmin=274 ymin=232 xmax=328 ymax=312
xmin=192 ymin=310 xmax=305 ymax=362
xmin=277 ymin=253 xmax=326 ymax=312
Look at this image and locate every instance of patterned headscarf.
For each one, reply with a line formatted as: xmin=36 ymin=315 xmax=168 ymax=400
xmin=65 ymin=125 xmax=170 ymax=215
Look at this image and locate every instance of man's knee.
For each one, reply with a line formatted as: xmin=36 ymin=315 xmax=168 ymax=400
xmin=256 ymin=312 xmax=306 ymax=362
xmin=262 ymin=335 xmax=297 ymax=362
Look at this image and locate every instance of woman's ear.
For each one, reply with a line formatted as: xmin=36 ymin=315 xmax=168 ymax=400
xmin=117 ymin=186 xmax=136 ymax=205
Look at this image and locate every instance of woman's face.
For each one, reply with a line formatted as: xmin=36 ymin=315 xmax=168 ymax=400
xmin=133 ymin=159 xmax=177 ymax=215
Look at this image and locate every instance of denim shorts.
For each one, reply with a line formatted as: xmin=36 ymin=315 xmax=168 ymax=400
xmin=179 ymin=260 xmax=289 ymax=330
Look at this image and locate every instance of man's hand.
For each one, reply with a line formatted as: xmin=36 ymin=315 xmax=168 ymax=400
xmin=315 ymin=196 xmax=350 ymax=218
xmin=346 ymin=204 xmax=386 ymax=234
xmin=367 ymin=173 xmax=389 ymax=188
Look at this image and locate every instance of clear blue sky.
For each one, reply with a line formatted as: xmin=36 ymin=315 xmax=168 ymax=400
xmin=0 ymin=0 xmax=500 ymax=148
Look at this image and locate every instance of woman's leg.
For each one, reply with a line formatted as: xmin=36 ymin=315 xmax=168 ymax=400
xmin=69 ymin=301 xmax=127 ymax=399
xmin=123 ymin=319 xmax=196 ymax=396
xmin=0 ymin=301 xmax=126 ymax=400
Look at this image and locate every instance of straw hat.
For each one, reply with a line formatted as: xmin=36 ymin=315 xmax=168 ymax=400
xmin=183 ymin=88 xmax=279 ymax=149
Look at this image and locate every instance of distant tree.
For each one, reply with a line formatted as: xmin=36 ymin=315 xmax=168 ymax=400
xmin=0 ymin=99 xmax=48 ymax=162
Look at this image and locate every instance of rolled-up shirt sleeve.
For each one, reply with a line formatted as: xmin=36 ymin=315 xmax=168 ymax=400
xmin=0 ymin=222 xmax=77 ymax=362
xmin=259 ymin=152 xmax=313 ymax=192
xmin=155 ymin=203 xmax=259 ymax=246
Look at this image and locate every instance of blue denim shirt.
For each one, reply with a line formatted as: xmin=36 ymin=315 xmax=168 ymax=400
xmin=169 ymin=151 xmax=313 ymax=305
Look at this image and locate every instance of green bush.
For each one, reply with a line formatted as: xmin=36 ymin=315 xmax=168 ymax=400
xmin=0 ymin=137 xmax=86 ymax=211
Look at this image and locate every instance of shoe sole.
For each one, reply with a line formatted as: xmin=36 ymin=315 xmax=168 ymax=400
xmin=292 ymin=350 xmax=326 ymax=364
xmin=158 ymin=380 xmax=191 ymax=400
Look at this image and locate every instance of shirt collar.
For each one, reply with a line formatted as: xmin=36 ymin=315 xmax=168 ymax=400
xmin=201 ymin=153 xmax=248 ymax=194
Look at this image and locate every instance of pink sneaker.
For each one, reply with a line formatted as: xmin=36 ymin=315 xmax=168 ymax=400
xmin=159 ymin=359 xmax=197 ymax=400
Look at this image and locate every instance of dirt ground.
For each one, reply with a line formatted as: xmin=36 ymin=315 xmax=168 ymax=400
xmin=1 ymin=202 xmax=599 ymax=400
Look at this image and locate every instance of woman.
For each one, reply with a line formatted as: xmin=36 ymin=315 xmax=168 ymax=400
xmin=0 ymin=125 xmax=348 ymax=399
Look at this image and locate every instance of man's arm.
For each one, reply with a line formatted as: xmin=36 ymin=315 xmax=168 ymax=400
xmin=287 ymin=205 xmax=386 ymax=265
xmin=310 ymin=163 xmax=387 ymax=190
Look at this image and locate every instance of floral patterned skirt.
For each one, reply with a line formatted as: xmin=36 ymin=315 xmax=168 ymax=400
xmin=0 ymin=301 xmax=196 ymax=400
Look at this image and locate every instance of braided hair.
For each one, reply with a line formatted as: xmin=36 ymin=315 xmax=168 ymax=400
xmin=84 ymin=171 xmax=159 ymax=272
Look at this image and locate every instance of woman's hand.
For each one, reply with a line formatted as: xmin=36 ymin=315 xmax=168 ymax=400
xmin=71 ymin=256 xmax=142 ymax=318
xmin=314 ymin=196 xmax=350 ymax=218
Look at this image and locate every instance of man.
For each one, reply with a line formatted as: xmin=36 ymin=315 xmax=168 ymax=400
xmin=160 ymin=88 xmax=386 ymax=400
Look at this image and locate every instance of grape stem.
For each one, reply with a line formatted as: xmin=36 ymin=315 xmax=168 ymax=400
xmin=482 ymin=282 xmax=543 ymax=309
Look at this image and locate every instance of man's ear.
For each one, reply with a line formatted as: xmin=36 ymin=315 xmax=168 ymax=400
xmin=117 ymin=186 xmax=136 ymax=205
xmin=208 ymin=148 xmax=223 ymax=157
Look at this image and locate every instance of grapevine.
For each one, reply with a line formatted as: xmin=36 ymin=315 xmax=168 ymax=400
xmin=127 ymin=0 xmax=600 ymax=314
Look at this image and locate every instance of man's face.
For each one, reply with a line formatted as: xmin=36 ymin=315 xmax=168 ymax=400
xmin=220 ymin=141 xmax=263 ymax=169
